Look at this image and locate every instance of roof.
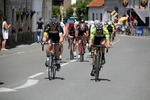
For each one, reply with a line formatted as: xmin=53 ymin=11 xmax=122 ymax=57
xmin=133 ymin=8 xmax=150 ymax=23
xmin=87 ymin=0 xmax=104 ymax=7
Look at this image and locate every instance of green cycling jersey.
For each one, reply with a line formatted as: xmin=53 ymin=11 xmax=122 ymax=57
xmin=90 ymin=27 xmax=109 ymax=40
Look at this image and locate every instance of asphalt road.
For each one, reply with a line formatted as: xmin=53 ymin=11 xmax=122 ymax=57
xmin=0 ymin=35 xmax=150 ymax=100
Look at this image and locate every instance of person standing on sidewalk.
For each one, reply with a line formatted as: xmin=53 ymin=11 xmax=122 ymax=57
xmin=1 ymin=16 xmax=11 ymax=50
xmin=36 ymin=17 xmax=44 ymax=43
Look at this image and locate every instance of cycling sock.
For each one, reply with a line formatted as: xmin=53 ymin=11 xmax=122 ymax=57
xmin=57 ymin=60 xmax=60 ymax=64
xmin=102 ymin=53 xmax=105 ymax=59
xmin=46 ymin=56 xmax=49 ymax=61
xmin=93 ymin=65 xmax=95 ymax=69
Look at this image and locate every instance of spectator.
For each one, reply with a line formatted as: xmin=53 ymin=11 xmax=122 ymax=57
xmin=1 ymin=16 xmax=11 ymax=50
xmin=36 ymin=17 xmax=44 ymax=43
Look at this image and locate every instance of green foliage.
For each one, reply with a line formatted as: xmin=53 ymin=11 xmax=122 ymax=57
xmin=64 ymin=0 xmax=92 ymax=22
xmin=16 ymin=11 xmax=22 ymax=16
xmin=53 ymin=6 xmax=61 ymax=17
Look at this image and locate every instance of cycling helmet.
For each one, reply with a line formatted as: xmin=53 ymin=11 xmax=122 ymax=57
xmin=49 ymin=18 xmax=60 ymax=26
xmin=108 ymin=21 xmax=112 ymax=25
xmin=95 ymin=22 xmax=103 ymax=30
xmin=68 ymin=19 xmax=74 ymax=24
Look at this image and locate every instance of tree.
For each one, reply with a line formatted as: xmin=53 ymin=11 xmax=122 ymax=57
xmin=64 ymin=0 xmax=92 ymax=22
xmin=53 ymin=6 xmax=61 ymax=17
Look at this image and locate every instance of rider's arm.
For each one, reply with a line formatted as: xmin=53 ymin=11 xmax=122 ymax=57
xmin=75 ymin=25 xmax=79 ymax=37
xmin=85 ymin=25 xmax=89 ymax=37
xmin=59 ymin=33 xmax=63 ymax=43
xmin=103 ymin=28 xmax=110 ymax=48
xmin=42 ymin=24 xmax=49 ymax=42
xmin=64 ymin=24 xmax=69 ymax=36
xmin=89 ymin=28 xmax=96 ymax=48
xmin=42 ymin=32 xmax=47 ymax=42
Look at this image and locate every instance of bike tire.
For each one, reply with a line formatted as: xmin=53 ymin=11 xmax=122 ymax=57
xmin=95 ymin=54 xmax=100 ymax=82
xmin=80 ymin=45 xmax=84 ymax=62
xmin=48 ymin=55 xmax=53 ymax=80
xmin=70 ymin=42 xmax=74 ymax=60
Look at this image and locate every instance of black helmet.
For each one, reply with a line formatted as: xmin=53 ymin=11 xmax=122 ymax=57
xmin=95 ymin=22 xmax=103 ymax=30
xmin=49 ymin=18 xmax=60 ymax=26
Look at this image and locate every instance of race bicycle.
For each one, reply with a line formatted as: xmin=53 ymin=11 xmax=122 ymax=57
xmin=69 ymin=36 xmax=75 ymax=60
xmin=77 ymin=36 xmax=87 ymax=62
xmin=92 ymin=45 xmax=108 ymax=82
xmin=42 ymin=42 xmax=61 ymax=80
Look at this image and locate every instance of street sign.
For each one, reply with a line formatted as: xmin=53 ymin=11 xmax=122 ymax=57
xmin=111 ymin=10 xmax=118 ymax=17
xmin=72 ymin=7 xmax=77 ymax=12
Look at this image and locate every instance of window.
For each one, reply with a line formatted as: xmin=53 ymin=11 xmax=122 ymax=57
xmin=100 ymin=13 xmax=102 ymax=21
xmin=92 ymin=13 xmax=94 ymax=21
xmin=96 ymin=13 xmax=98 ymax=20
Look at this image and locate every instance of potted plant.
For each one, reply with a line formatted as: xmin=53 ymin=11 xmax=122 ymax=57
xmin=22 ymin=11 xmax=29 ymax=16
xmin=18 ymin=27 xmax=23 ymax=32
xmin=28 ymin=26 xmax=31 ymax=31
xmin=12 ymin=27 xmax=16 ymax=33
xmin=16 ymin=11 xmax=23 ymax=16
xmin=31 ymin=10 xmax=36 ymax=17
xmin=16 ymin=11 xmax=23 ymax=20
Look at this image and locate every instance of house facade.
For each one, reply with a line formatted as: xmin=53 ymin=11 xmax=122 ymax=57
xmin=87 ymin=0 xmax=150 ymax=24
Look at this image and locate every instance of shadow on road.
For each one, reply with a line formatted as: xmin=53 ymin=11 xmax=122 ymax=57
xmin=0 ymin=82 xmax=4 ymax=85
xmin=90 ymin=78 xmax=111 ymax=82
xmin=45 ymin=77 xmax=65 ymax=80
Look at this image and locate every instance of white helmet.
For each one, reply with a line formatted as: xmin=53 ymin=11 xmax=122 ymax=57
xmin=108 ymin=21 xmax=112 ymax=25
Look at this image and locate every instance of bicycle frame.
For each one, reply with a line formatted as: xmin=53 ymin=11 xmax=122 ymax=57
xmin=42 ymin=42 xmax=60 ymax=80
xmin=92 ymin=45 xmax=108 ymax=81
xmin=77 ymin=36 xmax=87 ymax=62
xmin=69 ymin=36 xmax=75 ymax=60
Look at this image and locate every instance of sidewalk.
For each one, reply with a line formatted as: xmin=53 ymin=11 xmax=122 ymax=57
xmin=0 ymin=43 xmax=41 ymax=57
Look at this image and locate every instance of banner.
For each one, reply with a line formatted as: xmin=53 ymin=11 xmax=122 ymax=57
xmin=122 ymin=0 xmax=128 ymax=7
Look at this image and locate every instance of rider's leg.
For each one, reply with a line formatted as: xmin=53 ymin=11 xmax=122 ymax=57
xmin=101 ymin=39 xmax=106 ymax=65
xmin=91 ymin=49 xmax=97 ymax=76
xmin=60 ymin=41 xmax=63 ymax=59
xmin=73 ymin=39 xmax=77 ymax=56
xmin=68 ymin=35 xmax=70 ymax=48
xmin=78 ymin=39 xmax=81 ymax=57
xmin=55 ymin=44 xmax=61 ymax=71
xmin=45 ymin=40 xmax=51 ymax=67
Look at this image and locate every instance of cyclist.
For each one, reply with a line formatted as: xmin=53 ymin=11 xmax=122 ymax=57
xmin=76 ymin=20 xmax=89 ymax=58
xmin=59 ymin=21 xmax=65 ymax=59
xmin=42 ymin=18 xmax=63 ymax=71
xmin=89 ymin=22 xmax=110 ymax=76
xmin=106 ymin=21 xmax=114 ymax=45
xmin=65 ymin=19 xmax=77 ymax=56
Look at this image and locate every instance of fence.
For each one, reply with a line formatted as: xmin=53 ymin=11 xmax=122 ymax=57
xmin=9 ymin=32 xmax=38 ymax=45
xmin=117 ymin=26 xmax=150 ymax=37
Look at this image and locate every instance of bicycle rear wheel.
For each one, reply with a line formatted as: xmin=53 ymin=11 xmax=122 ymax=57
xmin=70 ymin=41 xmax=74 ymax=60
xmin=48 ymin=54 xmax=56 ymax=80
xmin=95 ymin=55 xmax=100 ymax=81
xmin=80 ymin=44 xmax=84 ymax=62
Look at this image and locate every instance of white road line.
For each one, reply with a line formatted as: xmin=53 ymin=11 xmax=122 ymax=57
xmin=69 ymin=59 xmax=76 ymax=62
xmin=0 ymin=87 xmax=17 ymax=93
xmin=13 ymin=79 xmax=38 ymax=90
xmin=112 ymin=37 xmax=120 ymax=45
xmin=61 ymin=63 xmax=69 ymax=66
xmin=28 ymin=72 xmax=44 ymax=78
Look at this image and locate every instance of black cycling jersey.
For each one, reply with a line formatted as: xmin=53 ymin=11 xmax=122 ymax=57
xmin=44 ymin=24 xmax=63 ymax=42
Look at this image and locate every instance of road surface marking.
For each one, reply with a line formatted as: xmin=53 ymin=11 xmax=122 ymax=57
xmin=28 ymin=72 xmax=44 ymax=78
xmin=0 ymin=87 xmax=17 ymax=93
xmin=13 ymin=79 xmax=38 ymax=90
xmin=112 ymin=37 xmax=120 ymax=45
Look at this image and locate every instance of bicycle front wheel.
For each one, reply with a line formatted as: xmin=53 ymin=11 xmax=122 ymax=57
xmin=95 ymin=55 xmax=100 ymax=81
xmin=70 ymin=42 xmax=74 ymax=60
